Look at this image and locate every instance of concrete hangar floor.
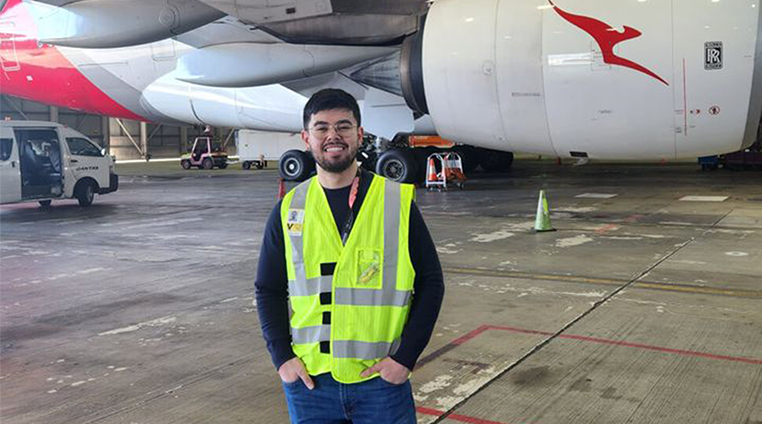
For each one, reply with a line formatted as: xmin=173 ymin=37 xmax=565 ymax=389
xmin=1 ymin=159 xmax=761 ymax=424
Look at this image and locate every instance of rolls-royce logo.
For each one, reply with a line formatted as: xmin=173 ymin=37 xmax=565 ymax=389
xmin=705 ymin=42 xmax=723 ymax=70
xmin=548 ymin=0 xmax=669 ymax=86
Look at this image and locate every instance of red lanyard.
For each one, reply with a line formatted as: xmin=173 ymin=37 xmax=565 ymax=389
xmin=348 ymin=175 xmax=360 ymax=209
xmin=341 ymin=174 xmax=361 ymax=245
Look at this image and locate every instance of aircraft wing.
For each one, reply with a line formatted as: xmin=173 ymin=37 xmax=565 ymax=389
xmin=29 ymin=0 xmax=429 ymax=48
xmin=201 ymin=0 xmax=428 ymax=45
xmin=172 ymin=15 xmax=283 ymax=48
xmin=23 ymin=0 xmax=425 ymax=137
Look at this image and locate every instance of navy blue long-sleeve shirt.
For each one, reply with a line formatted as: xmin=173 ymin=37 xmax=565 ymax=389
xmin=255 ymin=171 xmax=444 ymax=372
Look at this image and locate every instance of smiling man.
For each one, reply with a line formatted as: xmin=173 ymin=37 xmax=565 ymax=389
xmin=255 ymin=88 xmax=445 ymax=423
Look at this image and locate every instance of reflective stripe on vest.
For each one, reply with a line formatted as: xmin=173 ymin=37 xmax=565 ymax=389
xmin=292 ymin=324 xmax=331 ymax=344
xmin=292 ymin=327 xmax=400 ymax=360
xmin=287 ymin=180 xmax=310 ymax=290
xmin=333 ymin=339 xmax=402 ymax=360
xmin=288 ymin=275 xmax=332 ymax=297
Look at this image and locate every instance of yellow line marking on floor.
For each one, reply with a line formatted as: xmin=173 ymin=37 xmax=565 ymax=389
xmin=444 ymin=267 xmax=624 ymax=286
xmin=443 ymin=266 xmax=762 ymax=299
xmin=634 ymin=282 xmax=762 ymax=298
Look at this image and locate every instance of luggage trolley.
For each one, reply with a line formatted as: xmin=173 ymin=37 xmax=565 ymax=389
xmin=425 ymin=152 xmax=467 ymax=191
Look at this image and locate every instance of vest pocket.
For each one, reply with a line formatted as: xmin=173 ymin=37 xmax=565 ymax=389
xmin=356 ymin=248 xmax=383 ymax=288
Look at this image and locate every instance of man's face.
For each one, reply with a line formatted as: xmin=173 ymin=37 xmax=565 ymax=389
xmin=302 ymin=109 xmax=363 ymax=174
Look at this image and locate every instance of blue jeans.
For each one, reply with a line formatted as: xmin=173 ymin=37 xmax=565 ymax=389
xmin=281 ymin=373 xmax=417 ymax=424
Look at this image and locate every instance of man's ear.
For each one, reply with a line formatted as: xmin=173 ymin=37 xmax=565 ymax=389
xmin=301 ymin=130 xmax=311 ymax=150
xmin=357 ymin=126 xmax=364 ymax=144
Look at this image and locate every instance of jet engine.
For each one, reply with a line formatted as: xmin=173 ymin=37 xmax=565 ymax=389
xmin=398 ymin=0 xmax=762 ymax=160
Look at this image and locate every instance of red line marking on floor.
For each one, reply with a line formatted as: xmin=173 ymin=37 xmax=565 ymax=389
xmin=417 ymin=407 xmax=515 ymax=424
xmin=478 ymin=325 xmax=762 ymax=365
xmin=595 ymin=223 xmax=620 ymax=235
xmin=556 ymin=333 xmax=762 ymax=365
xmin=417 ymin=406 xmax=445 ymax=417
xmin=451 ymin=325 xmax=492 ymax=345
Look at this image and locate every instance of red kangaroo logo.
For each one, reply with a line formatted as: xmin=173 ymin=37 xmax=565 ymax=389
xmin=548 ymin=0 xmax=668 ymax=86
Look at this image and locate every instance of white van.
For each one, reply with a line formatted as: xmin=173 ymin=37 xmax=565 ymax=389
xmin=0 ymin=121 xmax=118 ymax=207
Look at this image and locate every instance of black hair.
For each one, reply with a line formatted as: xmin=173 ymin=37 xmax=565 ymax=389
xmin=302 ymin=88 xmax=361 ymax=130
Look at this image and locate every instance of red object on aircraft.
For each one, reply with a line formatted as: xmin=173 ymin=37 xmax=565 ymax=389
xmin=548 ymin=0 xmax=669 ymax=86
xmin=0 ymin=0 xmax=145 ymax=120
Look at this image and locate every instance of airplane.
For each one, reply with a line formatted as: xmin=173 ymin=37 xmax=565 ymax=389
xmin=1 ymin=0 xmax=761 ymax=183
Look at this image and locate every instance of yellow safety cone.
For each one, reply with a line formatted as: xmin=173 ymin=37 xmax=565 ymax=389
xmin=534 ymin=189 xmax=556 ymax=232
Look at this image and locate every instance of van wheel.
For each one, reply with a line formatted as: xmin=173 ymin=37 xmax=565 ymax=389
xmin=75 ymin=181 xmax=95 ymax=207
xmin=202 ymin=158 xmax=214 ymax=170
xmin=39 ymin=200 xmax=52 ymax=208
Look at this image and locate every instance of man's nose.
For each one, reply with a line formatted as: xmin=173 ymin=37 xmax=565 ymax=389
xmin=325 ymin=125 xmax=341 ymax=139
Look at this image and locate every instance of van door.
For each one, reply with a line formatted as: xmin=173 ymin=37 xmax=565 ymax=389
xmin=14 ymin=128 xmax=62 ymax=200
xmin=64 ymin=135 xmax=108 ymax=189
xmin=0 ymin=128 xmax=21 ymax=204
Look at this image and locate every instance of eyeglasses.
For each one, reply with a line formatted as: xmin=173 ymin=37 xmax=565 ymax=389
xmin=309 ymin=123 xmax=357 ymax=139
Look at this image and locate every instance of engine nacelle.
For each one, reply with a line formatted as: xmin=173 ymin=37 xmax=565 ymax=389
xmin=402 ymin=0 xmax=762 ymax=159
xmin=141 ymin=72 xmax=306 ymax=131
xmin=30 ymin=0 xmax=224 ymax=49
xmin=175 ymin=43 xmax=396 ymax=88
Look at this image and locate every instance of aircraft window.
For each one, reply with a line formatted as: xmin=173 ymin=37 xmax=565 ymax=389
xmin=66 ymin=137 xmax=103 ymax=157
xmin=0 ymin=138 xmax=13 ymax=161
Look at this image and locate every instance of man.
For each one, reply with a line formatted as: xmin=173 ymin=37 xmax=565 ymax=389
xmin=255 ymin=88 xmax=444 ymax=424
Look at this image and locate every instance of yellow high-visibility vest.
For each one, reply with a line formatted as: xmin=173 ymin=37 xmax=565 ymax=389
xmin=281 ymin=174 xmax=416 ymax=383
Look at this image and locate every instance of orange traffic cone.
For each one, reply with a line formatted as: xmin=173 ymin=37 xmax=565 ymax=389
xmin=277 ymin=178 xmax=286 ymax=200
xmin=427 ymin=158 xmax=438 ymax=183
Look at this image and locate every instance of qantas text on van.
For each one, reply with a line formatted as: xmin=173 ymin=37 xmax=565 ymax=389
xmin=0 ymin=121 xmax=118 ymax=207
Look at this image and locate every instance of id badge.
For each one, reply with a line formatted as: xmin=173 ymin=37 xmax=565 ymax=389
xmin=286 ymin=209 xmax=305 ymax=236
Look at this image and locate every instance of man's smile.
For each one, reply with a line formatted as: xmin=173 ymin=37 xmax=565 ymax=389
xmin=323 ymin=142 xmax=348 ymax=153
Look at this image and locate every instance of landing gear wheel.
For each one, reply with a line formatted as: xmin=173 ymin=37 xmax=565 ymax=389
xmin=181 ymin=159 xmax=191 ymax=169
xmin=202 ymin=158 xmax=214 ymax=170
xmin=453 ymin=146 xmax=481 ymax=173
xmin=376 ymin=149 xmax=418 ymax=183
xmin=38 ymin=200 xmax=52 ymax=208
xmin=479 ymin=150 xmax=514 ymax=172
xmin=279 ymin=150 xmax=314 ymax=182
xmin=242 ymin=161 xmax=251 ymax=170
xmin=219 ymin=162 xmax=228 ymax=169
xmin=75 ymin=181 xmax=95 ymax=207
